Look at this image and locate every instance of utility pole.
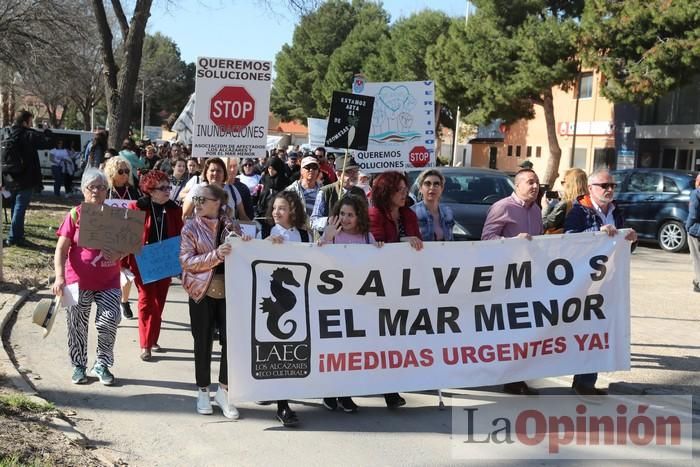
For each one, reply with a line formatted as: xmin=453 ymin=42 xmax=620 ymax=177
xmin=451 ymin=2 xmax=472 ymax=167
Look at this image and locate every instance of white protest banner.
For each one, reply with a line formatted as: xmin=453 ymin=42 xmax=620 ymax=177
xmin=353 ymin=80 xmax=436 ymax=173
xmin=226 ymin=233 xmax=631 ymax=402
xmin=307 ymin=117 xmax=329 ymax=148
xmin=192 ymin=57 xmax=272 ymax=159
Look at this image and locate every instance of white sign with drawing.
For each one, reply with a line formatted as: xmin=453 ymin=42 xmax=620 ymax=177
xmin=353 ymin=80 xmax=436 ymax=173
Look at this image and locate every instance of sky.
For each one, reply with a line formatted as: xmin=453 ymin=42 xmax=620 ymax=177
xmin=148 ymin=0 xmax=467 ymax=64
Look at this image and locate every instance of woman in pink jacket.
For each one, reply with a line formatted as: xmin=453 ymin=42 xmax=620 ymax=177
xmin=180 ymin=183 xmax=239 ymax=420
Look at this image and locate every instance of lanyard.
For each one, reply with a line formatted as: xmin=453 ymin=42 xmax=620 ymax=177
xmin=150 ymin=203 xmax=165 ymax=242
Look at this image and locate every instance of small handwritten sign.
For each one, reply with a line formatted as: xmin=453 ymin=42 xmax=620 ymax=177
xmin=78 ymin=203 xmax=145 ymax=254
xmin=104 ymin=199 xmax=131 ymax=209
xmin=134 ymin=236 xmax=182 ymax=284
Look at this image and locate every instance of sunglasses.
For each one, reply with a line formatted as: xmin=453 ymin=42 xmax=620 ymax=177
xmin=192 ymin=196 xmax=217 ymax=204
xmin=242 ymin=163 xmax=253 ymax=167
xmin=117 ymin=168 xmax=130 ymax=175
xmin=422 ymin=180 xmax=442 ymax=188
xmin=303 ymin=164 xmax=320 ymax=171
xmin=153 ymin=185 xmax=172 ymax=192
xmin=591 ymin=183 xmax=617 ymax=190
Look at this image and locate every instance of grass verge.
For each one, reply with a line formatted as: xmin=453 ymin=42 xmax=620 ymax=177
xmin=1 ymin=194 xmax=74 ymax=291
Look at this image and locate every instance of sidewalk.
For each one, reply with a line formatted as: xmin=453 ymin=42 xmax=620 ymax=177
xmin=4 ymin=246 xmax=699 ymax=466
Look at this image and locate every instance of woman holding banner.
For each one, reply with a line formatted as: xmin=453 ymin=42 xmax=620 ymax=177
xmin=368 ymin=171 xmax=423 ymax=409
xmin=51 ymin=168 xmax=123 ymax=386
xmin=105 ymin=156 xmax=142 ymax=320
xmin=180 ymin=183 xmax=240 ymax=419
xmin=411 ymin=169 xmax=454 ymax=242
xmin=126 ymin=170 xmax=183 ymax=361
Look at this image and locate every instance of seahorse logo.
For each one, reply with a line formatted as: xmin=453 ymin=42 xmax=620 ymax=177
xmin=260 ymin=267 xmax=301 ymax=340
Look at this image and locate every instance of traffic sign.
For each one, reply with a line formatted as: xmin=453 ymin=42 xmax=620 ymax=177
xmin=409 ymin=145 xmax=430 ymax=168
xmin=210 ymin=86 xmax=255 ymax=129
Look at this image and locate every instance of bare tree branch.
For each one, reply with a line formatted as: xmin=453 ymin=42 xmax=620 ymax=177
xmin=110 ymin=0 xmax=130 ymax=38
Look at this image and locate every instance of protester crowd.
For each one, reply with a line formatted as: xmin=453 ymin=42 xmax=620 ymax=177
xmin=0 ymin=110 xmax=669 ymax=428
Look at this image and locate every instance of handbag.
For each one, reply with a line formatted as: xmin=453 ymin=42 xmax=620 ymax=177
xmin=206 ymin=274 xmax=225 ymax=299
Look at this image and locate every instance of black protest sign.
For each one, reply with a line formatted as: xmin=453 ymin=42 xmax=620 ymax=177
xmin=325 ymin=91 xmax=374 ymax=150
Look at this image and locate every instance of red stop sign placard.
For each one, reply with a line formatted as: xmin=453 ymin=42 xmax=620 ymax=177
xmin=210 ymin=86 xmax=255 ymax=129
xmin=409 ymin=145 xmax=430 ymax=168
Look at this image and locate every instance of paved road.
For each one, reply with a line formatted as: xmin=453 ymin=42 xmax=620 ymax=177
xmin=7 ymin=246 xmax=699 ymax=466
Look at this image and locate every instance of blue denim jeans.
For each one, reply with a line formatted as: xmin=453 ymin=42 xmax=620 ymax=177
xmin=573 ymin=372 xmax=598 ymax=388
xmin=8 ymin=188 xmax=33 ymax=243
xmin=51 ymin=165 xmax=64 ymax=196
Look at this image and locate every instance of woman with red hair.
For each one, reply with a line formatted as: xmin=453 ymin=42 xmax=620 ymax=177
xmin=368 ymin=171 xmax=423 ymax=409
xmin=127 ymin=170 xmax=183 ymax=361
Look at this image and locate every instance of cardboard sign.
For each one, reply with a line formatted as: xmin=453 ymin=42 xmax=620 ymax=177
xmin=134 ymin=236 xmax=182 ymax=284
xmin=353 ymin=81 xmax=436 ymax=173
xmin=325 ymin=91 xmax=374 ymax=151
xmin=192 ymin=56 xmax=272 ymax=159
xmin=77 ymin=203 xmax=145 ymax=254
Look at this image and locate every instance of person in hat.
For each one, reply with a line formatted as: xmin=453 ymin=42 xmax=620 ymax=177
xmin=284 ymin=156 xmax=323 ymax=216
xmin=310 ymin=154 xmax=366 ymax=235
xmin=284 ymin=152 xmax=300 ymax=181
xmin=51 ymin=168 xmax=125 ymax=386
xmin=313 ymin=147 xmax=338 ymax=184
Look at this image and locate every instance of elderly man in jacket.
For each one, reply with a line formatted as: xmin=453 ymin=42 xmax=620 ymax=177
xmin=564 ymin=168 xmax=637 ymax=396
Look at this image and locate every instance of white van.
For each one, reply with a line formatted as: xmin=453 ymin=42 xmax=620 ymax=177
xmin=38 ymin=129 xmax=94 ymax=178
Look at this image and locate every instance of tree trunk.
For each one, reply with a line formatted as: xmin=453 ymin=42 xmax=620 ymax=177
xmin=541 ymin=88 xmax=562 ymax=188
xmin=92 ymin=0 xmax=153 ymax=148
xmin=80 ymin=107 xmax=91 ymax=130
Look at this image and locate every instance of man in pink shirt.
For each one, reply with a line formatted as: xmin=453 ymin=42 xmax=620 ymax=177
xmin=481 ymin=168 xmax=543 ymax=395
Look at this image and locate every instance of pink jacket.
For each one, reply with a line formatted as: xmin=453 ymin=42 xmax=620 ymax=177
xmin=180 ymin=215 xmax=234 ymax=303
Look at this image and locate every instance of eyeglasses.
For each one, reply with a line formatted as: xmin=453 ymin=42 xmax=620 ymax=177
xmin=591 ymin=183 xmax=617 ymax=190
xmin=153 ymin=185 xmax=171 ymax=192
xmin=117 ymin=168 xmax=130 ymax=175
xmin=242 ymin=163 xmax=253 ymax=167
xmin=422 ymin=180 xmax=442 ymax=188
xmin=303 ymin=164 xmax=320 ymax=171
xmin=86 ymin=184 xmax=107 ymax=192
xmin=192 ymin=196 xmax=217 ymax=204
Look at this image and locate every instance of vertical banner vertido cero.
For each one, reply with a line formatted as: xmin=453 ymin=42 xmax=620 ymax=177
xmin=192 ymin=57 xmax=271 ymax=158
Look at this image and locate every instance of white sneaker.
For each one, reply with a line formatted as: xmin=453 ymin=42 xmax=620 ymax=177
xmin=214 ymin=386 xmax=239 ymax=420
xmin=196 ymin=387 xmax=212 ymax=415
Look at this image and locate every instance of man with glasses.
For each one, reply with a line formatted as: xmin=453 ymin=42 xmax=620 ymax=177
xmin=314 ymin=147 xmax=337 ymax=184
xmin=285 ymin=156 xmax=323 ymax=216
xmin=564 ymin=167 xmax=637 ymax=396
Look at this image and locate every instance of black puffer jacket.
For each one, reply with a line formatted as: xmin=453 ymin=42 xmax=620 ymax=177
xmin=7 ymin=125 xmax=52 ymax=191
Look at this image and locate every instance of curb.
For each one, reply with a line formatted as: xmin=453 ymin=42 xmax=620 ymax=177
xmin=0 ymin=289 xmax=91 ymax=448
xmin=0 ymin=288 xmax=36 ymax=394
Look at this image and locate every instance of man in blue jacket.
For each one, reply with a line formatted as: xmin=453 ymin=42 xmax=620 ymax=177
xmin=564 ymin=168 xmax=637 ymax=396
xmin=685 ymin=174 xmax=700 ymax=293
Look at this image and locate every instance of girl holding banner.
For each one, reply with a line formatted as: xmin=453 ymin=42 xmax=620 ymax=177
xmin=180 ymin=184 xmax=240 ymax=419
xmin=104 ymin=156 xmax=142 ymax=320
xmin=126 ymin=170 xmax=183 ymax=362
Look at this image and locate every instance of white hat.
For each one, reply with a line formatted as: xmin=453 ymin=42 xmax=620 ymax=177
xmin=32 ymin=297 xmax=60 ymax=338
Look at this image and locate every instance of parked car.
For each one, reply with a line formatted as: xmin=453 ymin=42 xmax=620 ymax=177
xmin=407 ymin=167 xmax=515 ymax=240
xmin=611 ymin=168 xmax=697 ymax=252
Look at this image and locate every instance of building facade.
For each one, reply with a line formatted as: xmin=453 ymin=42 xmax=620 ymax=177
xmin=470 ymin=70 xmax=616 ymax=183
